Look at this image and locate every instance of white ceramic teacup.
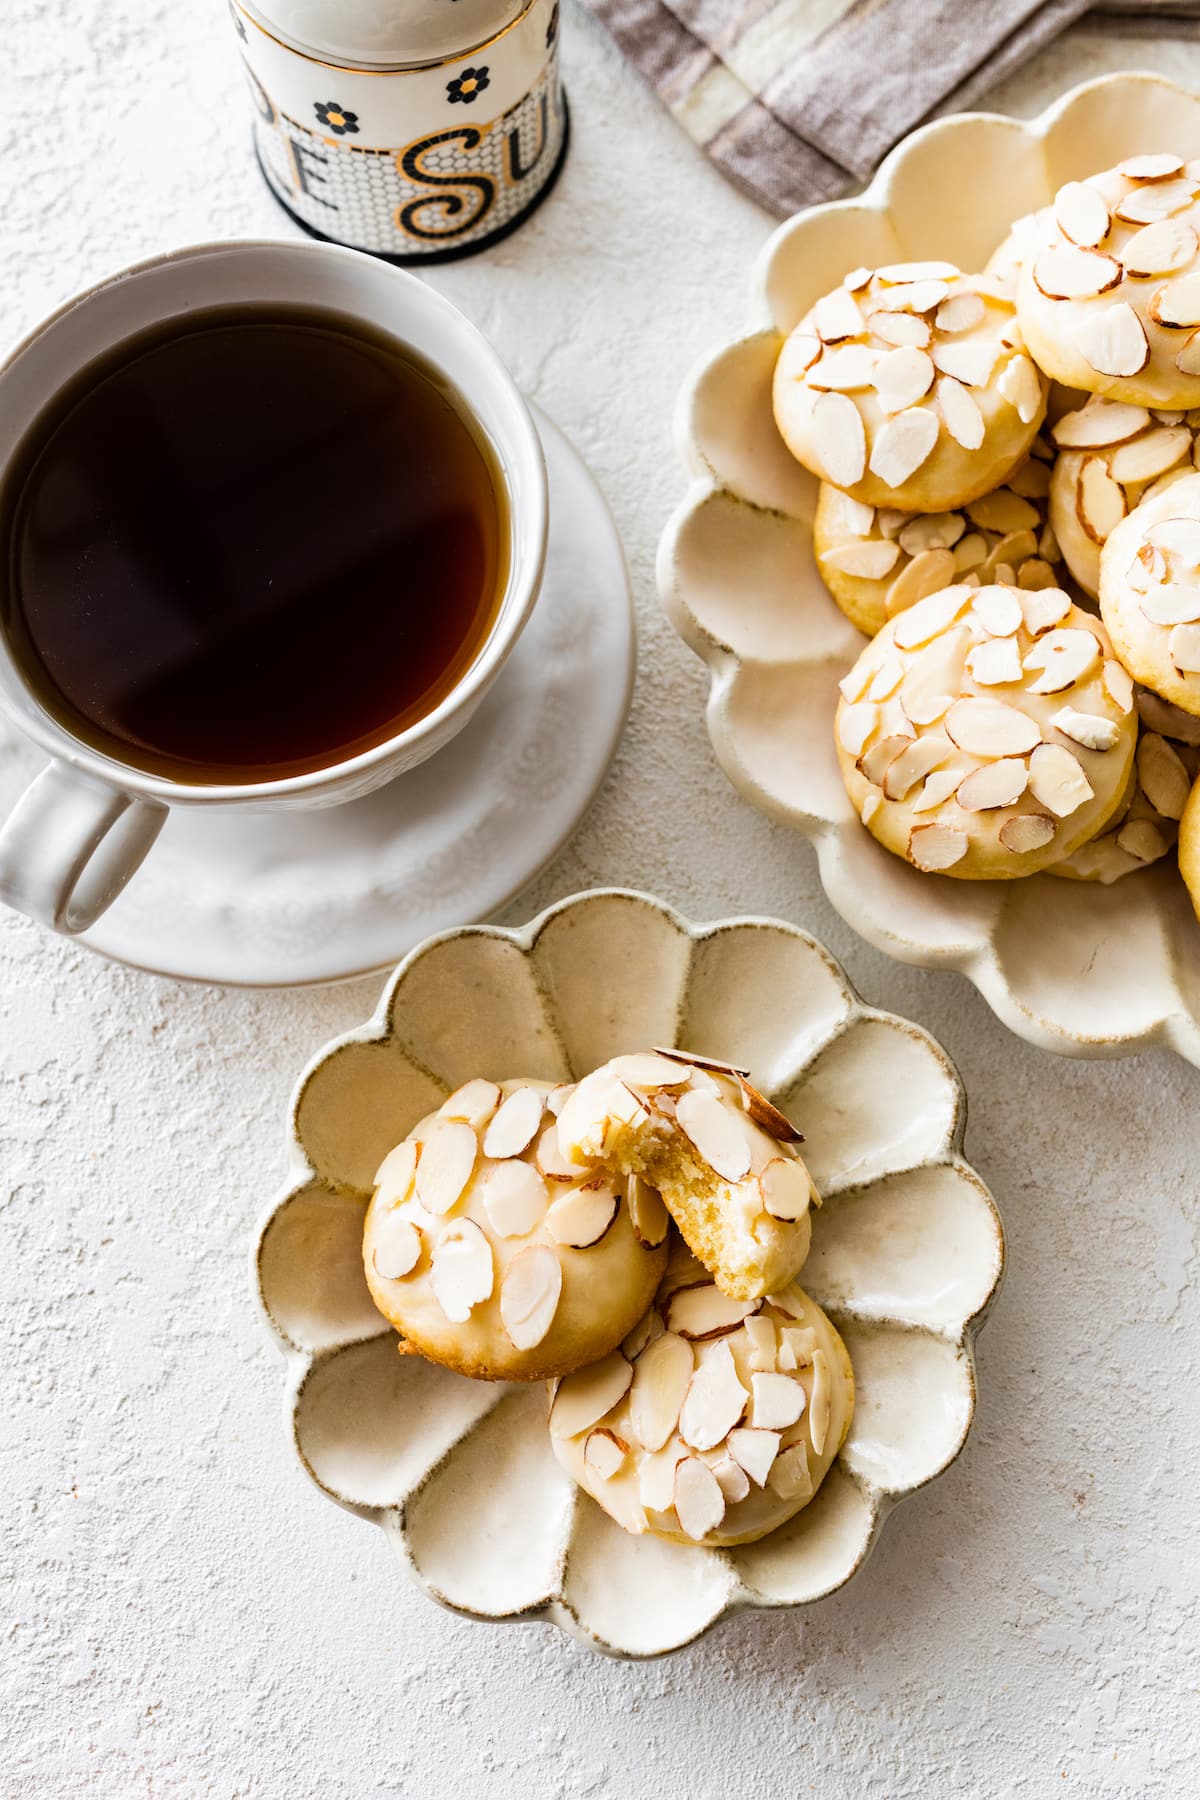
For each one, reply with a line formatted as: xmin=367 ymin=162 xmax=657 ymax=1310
xmin=0 ymin=239 xmax=547 ymax=936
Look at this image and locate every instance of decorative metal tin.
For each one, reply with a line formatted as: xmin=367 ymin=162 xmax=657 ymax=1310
xmin=230 ymin=0 xmax=568 ymax=263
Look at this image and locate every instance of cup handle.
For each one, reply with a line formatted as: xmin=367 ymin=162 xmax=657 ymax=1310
xmin=0 ymin=760 xmax=167 ymax=935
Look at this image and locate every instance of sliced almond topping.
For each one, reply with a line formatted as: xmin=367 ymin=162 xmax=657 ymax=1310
xmin=1138 ymin=732 xmax=1191 ymax=818
xmin=877 ymin=507 xmax=912 ymax=538
xmin=881 ymin=731 xmax=954 ymax=800
xmin=638 ymin=1446 xmax=685 ymax=1513
xmin=627 ymin=1172 xmax=669 ymax=1247
xmin=858 ymin=733 xmax=912 ymax=787
xmin=1078 ymin=304 xmax=1150 ymax=379
xmin=675 ymin=1086 xmax=753 ymax=1182
xmin=1052 ymin=401 xmax=1151 ymax=448
xmin=908 ymin=822 xmax=968 ymax=871
xmin=1118 ymin=818 xmax=1172 ymax=862
xmin=892 ymin=583 xmax=973 ymax=648
xmin=667 ymin=1284 xmax=757 ymax=1341
xmin=868 ymin=407 xmax=940 ymax=488
xmin=1007 ymin=457 xmax=1052 ymax=500
xmin=972 ymin=584 xmax=1024 ymax=636
xmin=869 ymin=309 xmax=931 ymax=348
xmin=876 ymin=260 xmax=961 ymax=283
xmin=955 ymin=757 xmax=1029 ymax=810
xmin=809 ymin=343 xmax=880 ymax=391
xmin=872 ymin=278 xmax=952 ymax=314
xmin=879 ymin=693 xmax=918 ymax=743
xmin=727 ymin=1427 xmax=780 ymax=1487
xmin=1147 ymin=516 xmax=1200 ymax=564
xmin=844 ymin=265 xmax=873 ymax=291
xmin=813 ymin=391 xmax=867 ymax=488
xmin=535 ymin=1123 xmax=578 ymax=1182
xmin=953 ymin=531 xmax=989 ymax=573
xmin=1170 ymin=620 xmax=1200 ymax=670
xmin=629 ymin=1331 xmax=694 ymax=1451
xmin=931 ymin=340 xmax=998 ymax=388
xmin=584 ymin=1427 xmax=629 ymax=1480
xmin=808 ymin=1348 xmax=832 ymax=1456
xmin=1039 ymin=522 xmax=1061 ymax=561
xmin=897 ymin=512 xmax=965 ymax=556
xmin=937 ymin=375 xmax=985 ymax=449
xmin=546 ymin=1181 xmax=619 ymax=1248
xmin=736 ymin=1075 xmax=803 ymax=1142
xmin=867 ymin=652 xmax=906 ymax=701
xmin=429 ymin=1218 xmax=493 ymax=1322
xmin=1103 ymin=660 xmax=1135 ymax=712
xmin=1178 ymin=331 xmax=1200 ymax=376
xmin=482 ymin=1086 xmax=544 ymax=1160
xmin=500 ymin=1245 xmax=562 ymax=1350
xmin=482 ymin=1160 xmax=548 ymax=1237
xmin=749 ymin=1370 xmax=806 ymax=1431
xmin=999 ymin=811 xmax=1056 ymax=852
xmin=1032 ymin=246 xmax=1121 ymax=300
xmin=767 ymin=1443 xmax=814 ymax=1501
xmin=884 ymin=546 xmax=957 ymax=620
xmin=983 ymin=532 xmax=1038 ymax=584
xmin=1054 ymin=180 xmax=1111 ymax=248
xmin=652 ymin=1047 xmax=752 ymax=1078
xmin=679 ymin=1340 xmax=749 ymax=1451
xmin=372 ymin=1213 xmax=423 ymax=1280
xmin=759 ymin=1156 xmax=814 ymax=1221
xmin=673 ymin=1456 xmax=726 ymax=1540
xmin=998 ymin=353 xmax=1043 ymax=424
xmin=965 ymin=490 xmax=1040 ymax=535
xmin=441 ymin=1078 xmax=502 ymax=1129
xmin=837 ymin=700 xmax=879 ymax=758
xmin=1118 ymin=153 xmax=1186 ymax=182
xmin=1023 ymin=627 xmax=1100 ymax=694
xmin=744 ymin=1315 xmax=776 ymax=1372
xmin=821 ymin=539 xmax=902 ymax=580
xmin=813 ymin=286 xmax=865 ymax=343
xmin=374 ymin=1139 xmax=418 ymax=1208
xmin=1028 ymin=742 xmax=1094 ymax=817
xmin=838 ymin=493 xmax=877 ymax=536
xmin=622 ymin=1307 xmax=660 ymax=1361
xmin=1139 ymin=583 xmax=1200 ymax=626
xmin=1123 ymin=217 xmax=1199 ymax=277
xmin=778 ymin=332 xmax=822 ymax=383
xmin=549 ymin=1350 xmax=633 ymax=1439
xmin=873 ymin=346 xmax=935 ymax=413
xmin=607 ymin=1052 xmax=693 ymax=1092
xmin=1149 ymin=273 xmax=1200 ymax=330
xmin=1114 ymin=176 xmax=1197 ymax=224
xmin=910 ymin=768 xmax=963 ymax=813
xmin=1077 ymin=456 xmax=1127 ymax=544
xmin=1020 ymin=585 xmax=1072 ymax=635
xmin=1017 ymin=558 xmax=1058 ymax=591
xmin=712 ymin=1455 xmax=751 ymax=1504
xmin=903 ymin=625 xmax=971 ymax=723
xmin=546 ymin=1083 xmax=572 ymax=1117
xmin=935 ymin=292 xmax=985 ymax=333
xmin=1051 ymin=706 xmax=1121 ymax=751
xmin=1109 ymin=426 xmax=1192 ymax=486
xmin=945 ymin=698 xmax=1042 ymax=756
xmin=414 ymin=1120 xmax=478 ymax=1216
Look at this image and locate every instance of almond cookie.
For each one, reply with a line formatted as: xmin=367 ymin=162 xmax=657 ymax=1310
xmin=1017 ymin=156 xmax=1200 ymax=408
xmin=1178 ymin=766 xmax=1200 ymax=918
xmin=1049 ymin=728 xmax=1195 ymax=881
xmin=548 ymin=1252 xmax=853 ymax=1547
xmin=835 ymin=583 xmax=1138 ymax=878
xmin=554 ymin=1050 xmax=817 ymax=1302
xmin=362 ymin=1078 xmax=669 ymax=1382
xmin=773 ymin=261 xmax=1047 ymax=511
xmin=814 ymin=445 xmax=1061 ymax=638
xmin=1048 ymin=396 xmax=1200 ymax=596
xmin=1098 ymin=469 xmax=1200 ymax=714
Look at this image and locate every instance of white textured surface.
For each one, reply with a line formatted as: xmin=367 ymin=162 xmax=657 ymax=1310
xmin=1 ymin=9 xmax=1198 ymax=1797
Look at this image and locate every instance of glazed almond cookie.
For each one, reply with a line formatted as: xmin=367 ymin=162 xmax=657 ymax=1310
xmin=1050 ymin=728 xmax=1196 ymax=881
xmin=1016 ymin=155 xmax=1200 ymax=408
xmin=362 ymin=1078 xmax=669 ymax=1382
xmin=773 ymin=261 xmax=1047 ymax=512
xmin=1098 ymin=469 xmax=1200 ymax=714
xmin=554 ymin=1050 xmax=817 ymax=1302
xmin=814 ymin=444 xmax=1062 ymax=638
xmin=547 ymin=1253 xmax=854 ymax=1547
xmin=835 ymin=583 xmax=1138 ymax=878
xmin=1048 ymin=396 xmax=1200 ymax=597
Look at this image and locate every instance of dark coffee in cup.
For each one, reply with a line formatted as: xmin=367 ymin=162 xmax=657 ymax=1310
xmin=0 ymin=306 xmax=507 ymax=784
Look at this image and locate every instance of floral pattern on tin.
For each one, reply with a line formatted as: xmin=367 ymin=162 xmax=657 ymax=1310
xmin=315 ymin=101 xmax=360 ymax=137
xmin=447 ymin=68 xmax=490 ymax=107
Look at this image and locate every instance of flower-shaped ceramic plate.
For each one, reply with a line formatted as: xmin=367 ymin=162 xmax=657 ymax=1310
xmin=254 ymin=889 xmax=1003 ymax=1657
xmin=658 ymin=73 xmax=1200 ymax=1068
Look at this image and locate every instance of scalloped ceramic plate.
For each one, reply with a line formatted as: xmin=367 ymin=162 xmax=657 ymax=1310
xmin=658 ymin=73 xmax=1200 ymax=1067
xmin=254 ymin=889 xmax=1003 ymax=1657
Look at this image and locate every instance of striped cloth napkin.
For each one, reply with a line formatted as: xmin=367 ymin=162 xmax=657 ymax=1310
xmin=583 ymin=0 xmax=1200 ymax=216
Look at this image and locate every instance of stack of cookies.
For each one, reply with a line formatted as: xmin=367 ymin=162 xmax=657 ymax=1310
xmin=362 ymin=1049 xmax=853 ymax=1548
xmin=771 ymin=151 xmax=1200 ymax=908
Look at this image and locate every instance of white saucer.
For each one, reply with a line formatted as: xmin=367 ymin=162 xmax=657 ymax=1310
xmin=58 ymin=406 xmax=633 ymax=987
